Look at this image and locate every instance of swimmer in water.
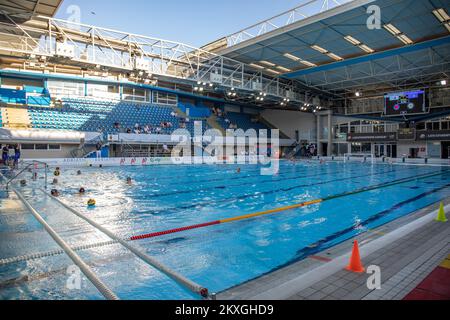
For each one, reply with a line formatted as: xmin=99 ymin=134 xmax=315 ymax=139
xmin=236 ymin=168 xmax=241 ymax=174
xmin=20 ymin=179 xmax=27 ymax=187
xmin=77 ymin=170 xmax=82 ymax=175
xmin=126 ymin=177 xmax=132 ymax=185
xmin=52 ymin=178 xmax=58 ymax=185
xmin=51 ymin=189 xmax=60 ymax=197
xmin=79 ymin=187 xmax=86 ymax=195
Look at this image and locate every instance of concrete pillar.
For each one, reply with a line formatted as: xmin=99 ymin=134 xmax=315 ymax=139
xmin=316 ymin=114 xmax=322 ymax=156
xmin=327 ymin=111 xmax=333 ymax=156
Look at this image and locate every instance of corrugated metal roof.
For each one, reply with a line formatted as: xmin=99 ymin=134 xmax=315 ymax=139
xmin=217 ymin=0 xmax=450 ymax=96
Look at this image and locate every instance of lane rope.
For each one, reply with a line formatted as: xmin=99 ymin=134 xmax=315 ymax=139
xmin=130 ymin=169 xmax=450 ymax=241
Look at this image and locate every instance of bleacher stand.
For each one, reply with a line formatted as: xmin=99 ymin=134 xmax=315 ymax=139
xmin=27 ymin=98 xmax=211 ymax=135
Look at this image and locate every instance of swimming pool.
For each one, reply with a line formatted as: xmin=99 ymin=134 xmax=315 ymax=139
xmin=1 ymin=161 xmax=449 ymax=300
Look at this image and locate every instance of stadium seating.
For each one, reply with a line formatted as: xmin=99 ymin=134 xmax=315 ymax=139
xmin=27 ymin=98 xmax=211 ymax=135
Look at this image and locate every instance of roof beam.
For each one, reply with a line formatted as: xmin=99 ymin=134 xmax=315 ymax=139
xmin=282 ymin=35 xmax=450 ymax=78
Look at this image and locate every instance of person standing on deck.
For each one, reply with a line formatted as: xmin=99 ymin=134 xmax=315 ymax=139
xmin=13 ymin=144 xmax=21 ymax=168
xmin=1 ymin=145 xmax=7 ymax=165
xmin=96 ymin=142 xmax=102 ymax=159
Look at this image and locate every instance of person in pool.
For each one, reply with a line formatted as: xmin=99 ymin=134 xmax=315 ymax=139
xmin=126 ymin=177 xmax=132 ymax=185
xmin=236 ymin=168 xmax=241 ymax=174
xmin=54 ymin=167 xmax=61 ymax=176
xmin=77 ymin=170 xmax=82 ymax=175
xmin=52 ymin=178 xmax=58 ymax=185
xmin=79 ymin=187 xmax=86 ymax=195
xmin=51 ymin=189 xmax=60 ymax=197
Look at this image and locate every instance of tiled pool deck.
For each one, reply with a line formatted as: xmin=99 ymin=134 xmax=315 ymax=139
xmin=218 ymin=199 xmax=450 ymax=300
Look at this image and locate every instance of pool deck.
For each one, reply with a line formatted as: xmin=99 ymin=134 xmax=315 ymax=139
xmin=217 ymin=199 xmax=450 ymax=300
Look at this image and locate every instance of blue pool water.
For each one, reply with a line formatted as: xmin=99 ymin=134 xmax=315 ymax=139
xmin=1 ymin=161 xmax=449 ymax=300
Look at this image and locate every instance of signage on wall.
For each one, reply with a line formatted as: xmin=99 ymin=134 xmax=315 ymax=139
xmin=347 ymin=132 xmax=397 ymax=142
xmin=416 ymin=130 xmax=450 ymax=141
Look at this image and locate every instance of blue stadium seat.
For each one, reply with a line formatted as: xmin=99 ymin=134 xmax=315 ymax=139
xmin=26 ymin=98 xmax=212 ymax=135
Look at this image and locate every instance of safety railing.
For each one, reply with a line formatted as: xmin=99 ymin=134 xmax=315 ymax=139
xmin=39 ymin=188 xmax=213 ymax=299
xmin=225 ymin=0 xmax=348 ymax=47
xmin=0 ymin=171 xmax=119 ymax=300
xmin=5 ymin=160 xmax=48 ymax=191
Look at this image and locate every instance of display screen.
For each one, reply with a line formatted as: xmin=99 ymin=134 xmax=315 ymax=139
xmin=384 ymin=89 xmax=427 ymax=116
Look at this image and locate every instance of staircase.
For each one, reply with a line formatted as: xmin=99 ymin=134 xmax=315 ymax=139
xmin=3 ymin=107 xmax=31 ymax=129
xmin=70 ymin=135 xmax=107 ymax=158
xmin=285 ymin=142 xmax=303 ymax=159
xmin=258 ymin=116 xmax=290 ymax=139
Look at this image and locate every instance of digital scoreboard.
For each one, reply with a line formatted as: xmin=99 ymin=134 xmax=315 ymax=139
xmin=384 ymin=89 xmax=428 ymax=116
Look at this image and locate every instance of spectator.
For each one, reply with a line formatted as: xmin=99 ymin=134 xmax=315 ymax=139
xmin=96 ymin=142 xmax=102 ymax=158
xmin=8 ymin=145 xmax=15 ymax=166
xmin=1 ymin=145 xmax=7 ymax=165
xmin=13 ymin=144 xmax=21 ymax=168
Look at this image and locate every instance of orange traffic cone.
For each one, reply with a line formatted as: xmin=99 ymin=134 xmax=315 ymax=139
xmin=345 ymin=240 xmax=365 ymax=273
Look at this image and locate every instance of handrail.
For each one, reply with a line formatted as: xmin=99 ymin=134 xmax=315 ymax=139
xmin=5 ymin=181 xmax=119 ymax=300
xmin=40 ymin=188 xmax=212 ymax=299
xmin=5 ymin=164 xmax=34 ymax=191
xmin=5 ymin=160 xmax=48 ymax=191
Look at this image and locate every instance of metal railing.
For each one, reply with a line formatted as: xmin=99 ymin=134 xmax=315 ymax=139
xmin=0 ymin=14 xmax=305 ymax=101
xmin=5 ymin=160 xmax=48 ymax=191
xmin=9 ymin=184 xmax=119 ymax=300
xmin=225 ymin=0 xmax=348 ymax=47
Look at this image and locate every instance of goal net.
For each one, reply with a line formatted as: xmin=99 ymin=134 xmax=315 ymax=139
xmin=344 ymin=153 xmax=375 ymax=164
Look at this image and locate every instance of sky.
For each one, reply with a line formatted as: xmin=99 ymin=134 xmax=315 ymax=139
xmin=55 ymin=0 xmax=305 ymax=47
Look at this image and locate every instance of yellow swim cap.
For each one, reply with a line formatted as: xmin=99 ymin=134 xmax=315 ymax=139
xmin=54 ymin=170 xmax=60 ymax=176
xmin=87 ymin=199 xmax=96 ymax=207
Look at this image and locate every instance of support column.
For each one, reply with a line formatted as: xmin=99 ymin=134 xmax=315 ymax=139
xmin=316 ymin=114 xmax=322 ymax=156
xmin=327 ymin=110 xmax=333 ymax=157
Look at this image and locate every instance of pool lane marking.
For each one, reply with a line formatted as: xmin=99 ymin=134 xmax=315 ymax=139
xmin=141 ymin=166 xmax=422 ymax=215
xmin=129 ymin=169 xmax=450 ymax=241
xmin=3 ymin=175 xmax=448 ymax=268
xmin=144 ymin=162 xmax=410 ymax=199
xmin=144 ymin=163 xmax=364 ymax=198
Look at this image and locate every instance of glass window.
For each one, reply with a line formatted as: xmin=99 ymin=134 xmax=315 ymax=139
xmin=442 ymin=122 xmax=448 ymax=130
xmin=35 ymin=144 xmax=48 ymax=150
xmin=21 ymin=144 xmax=34 ymax=150
xmin=433 ymin=122 xmax=440 ymax=130
xmin=361 ymin=143 xmax=372 ymax=153
xmin=48 ymin=144 xmax=61 ymax=150
xmin=426 ymin=122 xmax=432 ymax=130
xmin=351 ymin=143 xmax=361 ymax=153
xmin=416 ymin=122 xmax=425 ymax=130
